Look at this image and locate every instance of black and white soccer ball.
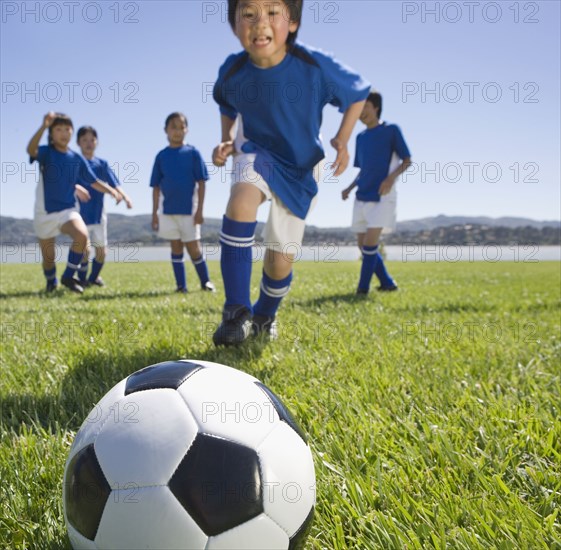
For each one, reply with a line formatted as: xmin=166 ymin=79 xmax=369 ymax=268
xmin=63 ymin=360 xmax=315 ymax=549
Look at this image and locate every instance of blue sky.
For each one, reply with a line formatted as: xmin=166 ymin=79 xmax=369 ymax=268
xmin=1 ymin=0 xmax=560 ymax=226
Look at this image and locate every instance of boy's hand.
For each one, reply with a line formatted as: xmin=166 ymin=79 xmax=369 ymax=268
xmin=112 ymin=189 xmax=123 ymax=204
xmin=341 ymin=187 xmax=352 ymax=201
xmin=43 ymin=112 xmax=56 ymax=128
xmin=379 ymin=176 xmax=396 ymax=195
xmin=152 ymin=213 xmax=159 ymax=231
xmin=117 ymin=191 xmax=132 ymax=210
xmin=330 ymin=138 xmax=349 ymax=177
xmin=194 ymin=209 xmax=203 ymax=225
xmin=212 ymin=141 xmax=235 ymax=167
xmin=75 ymin=185 xmax=91 ymax=203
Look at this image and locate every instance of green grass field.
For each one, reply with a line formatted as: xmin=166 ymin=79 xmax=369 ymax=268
xmin=1 ymin=260 xmax=560 ymax=549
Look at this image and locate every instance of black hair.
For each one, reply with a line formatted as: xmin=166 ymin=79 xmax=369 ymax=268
xmin=366 ymin=91 xmax=382 ymax=118
xmin=228 ymin=0 xmax=303 ymax=46
xmin=47 ymin=113 xmax=73 ymax=146
xmin=165 ymin=112 xmax=188 ymax=129
xmin=76 ymin=126 xmax=98 ymax=143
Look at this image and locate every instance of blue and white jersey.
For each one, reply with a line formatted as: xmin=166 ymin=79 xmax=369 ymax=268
xmin=213 ymin=42 xmax=370 ymax=219
xmin=354 ymin=123 xmax=411 ymax=202
xmin=30 ymin=145 xmax=97 ymax=214
xmin=79 ymin=157 xmax=120 ymax=225
xmin=150 ymin=145 xmax=209 ymax=215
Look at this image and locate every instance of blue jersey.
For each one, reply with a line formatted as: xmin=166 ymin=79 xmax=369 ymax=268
xmin=150 ymin=145 xmax=209 ymax=215
xmin=354 ymin=123 xmax=411 ymax=202
xmin=30 ymin=145 xmax=98 ymax=214
xmin=79 ymin=157 xmax=120 ymax=225
xmin=214 ymin=43 xmax=370 ymax=219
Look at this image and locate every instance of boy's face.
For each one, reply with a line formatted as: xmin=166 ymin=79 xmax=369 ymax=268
xmin=166 ymin=117 xmax=188 ymax=146
xmin=234 ymin=0 xmax=299 ymax=68
xmin=78 ymin=132 xmax=97 ymax=157
xmin=51 ymin=123 xmax=73 ymax=150
xmin=360 ymin=101 xmax=379 ymax=126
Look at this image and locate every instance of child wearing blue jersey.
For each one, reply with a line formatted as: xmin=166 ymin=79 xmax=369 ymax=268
xmin=27 ymin=112 xmax=121 ymax=294
xmin=76 ymin=126 xmax=133 ymax=287
xmin=150 ymin=112 xmax=215 ymax=294
xmin=342 ymin=92 xmax=412 ymax=293
xmin=211 ymin=0 xmax=370 ymax=345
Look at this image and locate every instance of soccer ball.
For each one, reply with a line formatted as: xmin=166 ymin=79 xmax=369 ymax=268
xmin=63 ymin=360 xmax=315 ymax=549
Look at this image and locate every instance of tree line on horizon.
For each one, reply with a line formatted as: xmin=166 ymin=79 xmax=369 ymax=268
xmin=1 ymin=215 xmax=559 ymax=246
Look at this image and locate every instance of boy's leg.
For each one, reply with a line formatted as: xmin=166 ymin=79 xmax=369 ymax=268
xmin=361 ymin=227 xmax=396 ymax=291
xmin=213 ymin=183 xmax=263 ymax=346
xmin=78 ymin=244 xmax=90 ymax=284
xmin=78 ymin=258 xmax=89 ymax=283
xmin=357 ymin=227 xmax=383 ymax=294
xmin=60 ymin=218 xmax=89 ymax=293
xmin=186 ymin=240 xmax=214 ymax=291
xmin=252 ymin=193 xmax=308 ymax=339
xmin=170 ymin=239 xmax=187 ymax=292
xmin=39 ymin=237 xmax=58 ymax=291
xmin=252 ymin=249 xmax=293 ymax=339
xmin=88 ymin=246 xmax=107 ymax=286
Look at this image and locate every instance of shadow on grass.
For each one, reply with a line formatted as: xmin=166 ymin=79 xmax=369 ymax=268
xmin=1 ymin=341 xmax=269 ymax=433
xmin=295 ymin=292 xmax=368 ymax=308
xmin=0 ymin=290 xmax=49 ymax=299
xmin=78 ymin=289 xmax=175 ymax=301
xmin=0 ymin=289 xmax=182 ymax=301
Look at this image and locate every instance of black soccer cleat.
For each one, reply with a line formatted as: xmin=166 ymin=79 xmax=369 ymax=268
xmin=252 ymin=314 xmax=278 ymax=341
xmin=46 ymin=279 xmax=59 ymax=293
xmin=61 ymin=277 xmax=84 ymax=294
xmin=201 ymin=281 xmax=216 ymax=292
xmin=356 ymin=287 xmax=369 ymax=295
xmin=213 ymin=305 xmax=253 ymax=346
xmin=377 ymin=283 xmax=398 ymax=292
xmin=176 ymin=287 xmax=188 ymax=294
xmin=88 ymin=277 xmax=105 ymax=287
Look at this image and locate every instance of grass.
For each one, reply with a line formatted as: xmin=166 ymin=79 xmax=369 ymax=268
xmin=1 ymin=260 xmax=560 ymax=549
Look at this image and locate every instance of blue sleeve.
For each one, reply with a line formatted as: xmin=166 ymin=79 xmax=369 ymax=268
xmin=102 ymin=160 xmax=120 ymax=188
xmin=150 ymin=154 xmax=162 ymax=187
xmin=78 ymin=157 xmax=98 ymax=186
xmin=30 ymin=144 xmax=49 ymax=164
xmin=192 ymin=149 xmax=209 ymax=182
xmin=313 ymin=49 xmax=371 ymax=113
xmin=213 ymin=54 xmax=241 ymax=120
xmin=392 ymin=126 xmax=411 ymax=159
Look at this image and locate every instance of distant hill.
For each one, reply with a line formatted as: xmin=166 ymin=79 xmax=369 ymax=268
xmin=396 ymin=215 xmax=561 ymax=232
xmin=1 ymin=214 xmax=559 ymax=246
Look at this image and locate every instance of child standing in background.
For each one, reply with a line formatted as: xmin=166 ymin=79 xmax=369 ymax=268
xmin=150 ymin=112 xmax=215 ymax=293
xmin=77 ymin=126 xmax=133 ymax=287
xmin=342 ymin=92 xmax=412 ymax=294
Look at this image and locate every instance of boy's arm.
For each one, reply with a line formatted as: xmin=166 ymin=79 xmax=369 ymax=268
xmin=27 ymin=112 xmax=55 ymax=158
xmin=75 ymin=184 xmax=91 ymax=203
xmin=212 ymin=115 xmax=236 ymax=167
xmin=194 ymin=180 xmax=206 ymax=225
xmin=91 ymin=180 xmax=122 ymax=203
xmin=379 ymin=157 xmax=412 ymax=195
xmin=152 ymin=186 xmax=160 ymax=230
xmin=330 ymin=100 xmax=366 ymax=177
xmin=117 ymin=187 xmax=133 ymax=209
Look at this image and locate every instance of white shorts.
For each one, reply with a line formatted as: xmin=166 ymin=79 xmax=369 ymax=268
xmin=352 ymin=193 xmax=397 ymax=234
xmin=158 ymin=214 xmax=201 ymax=243
xmin=87 ymin=214 xmax=108 ymax=248
xmin=231 ymin=153 xmax=319 ymax=253
xmin=34 ymin=207 xmax=82 ymax=240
